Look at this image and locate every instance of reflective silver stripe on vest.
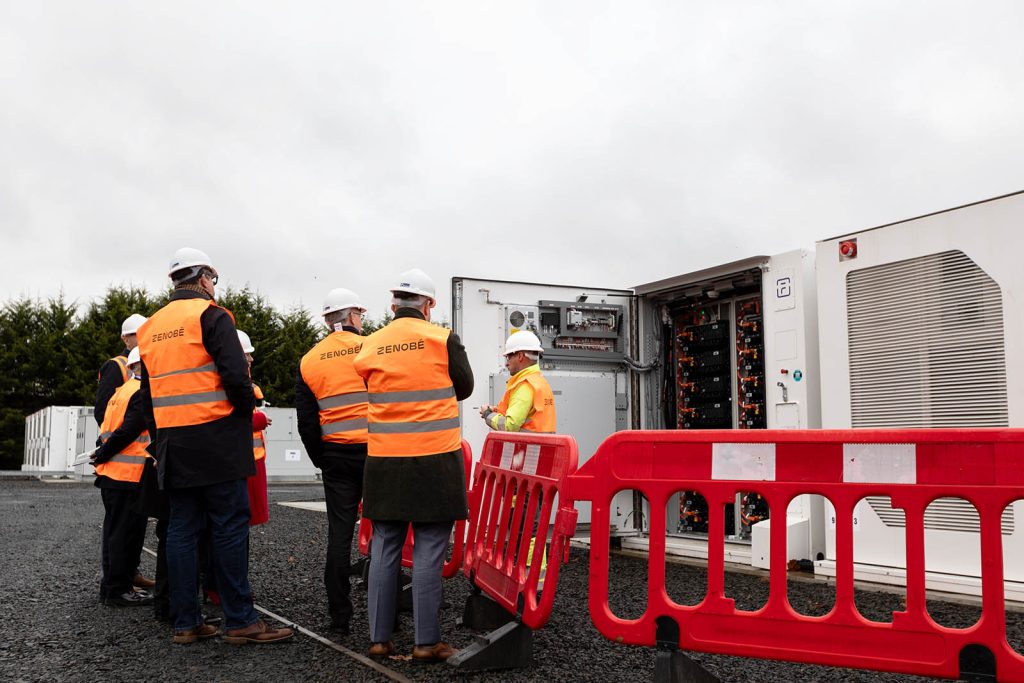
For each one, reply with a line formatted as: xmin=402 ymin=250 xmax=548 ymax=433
xmin=135 ymin=434 xmax=151 ymax=444
xmin=100 ymin=431 xmax=113 ymax=441
xmin=317 ymin=391 xmax=369 ymax=410
xmin=109 ymin=453 xmax=148 ymax=464
xmin=253 ymin=437 xmax=265 ymax=448
xmin=367 ymin=417 xmax=461 ymax=434
xmin=151 ymin=390 xmax=228 ymax=408
xmin=322 ymin=418 xmax=369 ymax=436
xmin=150 ymin=362 xmax=217 ymax=380
xmin=367 ymin=386 xmax=455 ymax=404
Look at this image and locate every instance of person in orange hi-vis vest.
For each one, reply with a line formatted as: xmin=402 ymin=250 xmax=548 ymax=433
xmin=353 ymin=268 xmax=474 ymax=663
xmin=94 ymin=313 xmax=147 ymax=426
xmin=295 ymin=287 xmax=369 ymax=635
xmin=91 ymin=346 xmax=155 ymax=607
xmin=238 ymin=330 xmax=270 ymax=528
xmin=136 ymin=247 xmax=292 ymax=646
xmin=479 ymin=330 xmax=556 ymax=587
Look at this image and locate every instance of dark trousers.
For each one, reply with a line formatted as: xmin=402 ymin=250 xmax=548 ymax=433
xmin=166 ymin=479 xmax=256 ymax=631
xmin=99 ymin=488 xmax=147 ymax=598
xmin=153 ymin=517 xmax=169 ymax=618
xmin=321 ymin=455 xmax=365 ymax=624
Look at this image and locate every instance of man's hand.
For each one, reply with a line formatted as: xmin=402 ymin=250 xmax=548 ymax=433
xmin=478 ymin=404 xmax=492 ymax=418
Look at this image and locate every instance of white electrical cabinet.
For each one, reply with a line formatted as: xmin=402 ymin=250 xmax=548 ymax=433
xmin=453 ymin=251 xmax=823 ymax=564
xmin=814 ymin=191 xmax=1024 ymax=599
xmin=23 ymin=406 xmax=95 ymax=475
xmin=24 ymin=405 xmax=317 ymax=482
xmin=452 ymin=277 xmax=635 ymax=527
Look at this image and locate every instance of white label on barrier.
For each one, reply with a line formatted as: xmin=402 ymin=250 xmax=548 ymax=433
xmin=499 ymin=442 xmax=515 ymax=469
xmin=712 ymin=443 xmax=776 ymax=481
xmin=843 ymin=444 xmax=916 ymax=484
xmin=284 ymin=449 xmax=300 ymax=462
xmin=523 ymin=444 xmax=541 ymax=475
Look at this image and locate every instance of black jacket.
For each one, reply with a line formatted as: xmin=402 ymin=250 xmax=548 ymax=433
xmin=94 ymin=349 xmax=129 ymax=425
xmin=138 ymin=289 xmax=256 ymax=490
xmin=360 ymin=308 xmax=474 ymax=522
xmin=295 ymin=324 xmax=368 ymax=468
xmin=93 ymin=388 xmax=147 ymax=491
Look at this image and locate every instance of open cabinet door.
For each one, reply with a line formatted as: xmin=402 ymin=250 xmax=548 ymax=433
xmin=452 ymin=277 xmax=636 ymax=527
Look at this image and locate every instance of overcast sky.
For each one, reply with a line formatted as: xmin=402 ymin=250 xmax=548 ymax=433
xmin=2 ymin=1 xmax=1022 ymax=321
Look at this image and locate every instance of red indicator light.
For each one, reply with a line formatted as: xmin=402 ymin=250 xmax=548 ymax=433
xmin=839 ymin=240 xmax=857 ymax=259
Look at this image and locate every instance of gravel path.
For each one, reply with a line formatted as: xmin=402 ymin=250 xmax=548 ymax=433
xmin=0 ymin=479 xmax=1019 ymax=682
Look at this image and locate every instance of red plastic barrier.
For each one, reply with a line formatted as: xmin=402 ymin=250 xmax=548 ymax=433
xmin=357 ymin=439 xmax=472 ymax=579
xmin=565 ymin=429 xmax=1024 ymax=682
xmin=462 ymin=432 xmax=579 ymax=630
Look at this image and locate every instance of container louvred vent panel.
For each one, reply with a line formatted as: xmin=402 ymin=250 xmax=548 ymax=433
xmin=846 ymin=250 xmax=1008 ymax=428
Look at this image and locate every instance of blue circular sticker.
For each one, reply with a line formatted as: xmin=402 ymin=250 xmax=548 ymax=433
xmin=793 ymin=369 xmax=803 ymax=382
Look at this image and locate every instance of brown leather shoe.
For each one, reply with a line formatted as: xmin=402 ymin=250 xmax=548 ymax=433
xmin=412 ymin=642 xmax=457 ymax=663
xmin=133 ymin=573 xmax=156 ymax=589
xmin=223 ymin=620 xmax=294 ymax=645
xmin=173 ymin=623 xmax=221 ymax=644
xmin=367 ymin=641 xmax=395 ymax=658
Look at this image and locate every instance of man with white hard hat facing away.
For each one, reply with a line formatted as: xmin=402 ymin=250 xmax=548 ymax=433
xmin=137 ymin=247 xmax=292 ymax=645
xmin=296 ymin=288 xmax=369 ymax=634
xmin=353 ymin=268 xmax=473 ymax=662
xmin=95 ymin=313 xmax=148 ymax=425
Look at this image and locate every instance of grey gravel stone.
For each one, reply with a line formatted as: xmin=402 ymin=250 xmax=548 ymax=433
xmin=0 ymin=479 xmax=1019 ymax=682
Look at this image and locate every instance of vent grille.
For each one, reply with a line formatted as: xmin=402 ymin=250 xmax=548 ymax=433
xmin=846 ymin=250 xmax=1008 ymax=427
xmin=865 ymin=496 xmax=1015 ymax=536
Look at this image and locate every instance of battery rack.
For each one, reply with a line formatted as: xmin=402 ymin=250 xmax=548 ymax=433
xmin=673 ymin=305 xmax=732 ymax=534
xmin=735 ymin=298 xmax=769 ymax=539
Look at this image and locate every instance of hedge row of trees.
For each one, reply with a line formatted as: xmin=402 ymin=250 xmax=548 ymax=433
xmin=0 ymin=286 xmax=390 ymax=470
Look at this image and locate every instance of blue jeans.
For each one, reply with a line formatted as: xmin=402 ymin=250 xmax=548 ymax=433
xmin=166 ymin=479 xmax=258 ymax=631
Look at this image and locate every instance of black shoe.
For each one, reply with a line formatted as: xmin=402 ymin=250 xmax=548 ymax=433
xmin=104 ymin=591 xmax=154 ymax=607
xmin=329 ymin=620 xmax=350 ymax=635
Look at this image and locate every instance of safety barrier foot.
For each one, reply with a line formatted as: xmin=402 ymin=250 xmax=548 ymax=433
xmin=457 ymin=590 xmax=516 ymax=631
xmin=349 ymin=558 xmax=369 ymax=579
xmin=397 ymin=573 xmax=413 ymax=612
xmin=447 ymin=620 xmax=533 ymax=671
xmin=653 ymin=616 xmax=720 ymax=683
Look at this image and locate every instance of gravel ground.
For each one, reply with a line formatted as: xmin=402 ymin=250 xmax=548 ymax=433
xmin=0 ymin=479 xmax=1020 ymax=682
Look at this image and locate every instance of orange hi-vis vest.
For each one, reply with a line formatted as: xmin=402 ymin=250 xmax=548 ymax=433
xmin=497 ymin=367 xmax=557 ymax=433
xmin=95 ymin=378 xmax=151 ymax=483
xmin=137 ymin=298 xmax=235 ymax=429
xmin=300 ymin=331 xmax=368 ymax=445
xmin=353 ymin=317 xmax=460 ymax=457
xmin=98 ymin=355 xmax=129 ymax=383
xmin=252 ymin=384 xmax=266 ymax=461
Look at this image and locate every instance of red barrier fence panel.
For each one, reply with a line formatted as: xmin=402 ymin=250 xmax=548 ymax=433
xmin=462 ymin=432 xmax=579 ymax=630
xmin=565 ymin=429 xmax=1024 ymax=682
xmin=357 ymin=439 xmax=473 ymax=579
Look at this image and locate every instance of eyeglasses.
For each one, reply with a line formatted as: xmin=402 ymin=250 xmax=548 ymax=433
xmin=203 ymin=270 xmax=219 ymax=285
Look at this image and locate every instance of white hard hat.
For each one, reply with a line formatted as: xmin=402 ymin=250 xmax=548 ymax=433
xmin=168 ymin=247 xmax=213 ymax=278
xmin=121 ymin=314 xmax=148 ymax=335
xmin=321 ymin=288 xmax=367 ymax=317
xmin=237 ymin=330 xmax=255 ymax=354
xmin=390 ymin=268 xmax=436 ymax=301
xmin=127 ymin=347 xmax=141 ymax=365
xmin=505 ymin=330 xmax=544 ymax=355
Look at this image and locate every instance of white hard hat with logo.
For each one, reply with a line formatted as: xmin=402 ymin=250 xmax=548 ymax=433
xmin=168 ymin=247 xmax=214 ymax=278
xmin=321 ymin=288 xmax=367 ymax=317
xmin=505 ymin=330 xmax=544 ymax=355
xmin=390 ymin=268 xmax=436 ymax=301
xmin=237 ymin=330 xmax=255 ymax=354
xmin=127 ymin=347 xmax=141 ymax=366
xmin=121 ymin=314 xmax=148 ymax=336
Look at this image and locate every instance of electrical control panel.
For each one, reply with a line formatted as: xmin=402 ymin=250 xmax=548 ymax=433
xmin=515 ymin=299 xmax=627 ymax=361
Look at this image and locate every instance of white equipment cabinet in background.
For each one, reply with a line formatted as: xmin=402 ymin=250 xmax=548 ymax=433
xmin=814 ymin=191 xmax=1024 ymax=600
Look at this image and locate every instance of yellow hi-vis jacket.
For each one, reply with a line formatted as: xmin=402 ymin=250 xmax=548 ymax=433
xmin=488 ymin=364 xmax=557 ymax=433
